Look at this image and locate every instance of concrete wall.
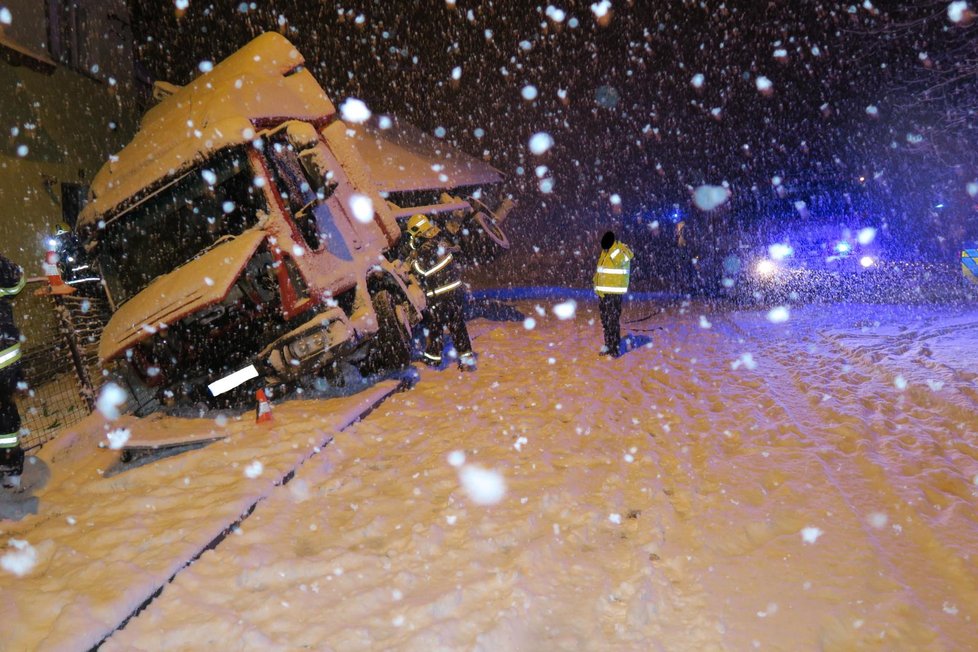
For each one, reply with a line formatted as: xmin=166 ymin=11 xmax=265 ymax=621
xmin=0 ymin=0 xmax=138 ymax=346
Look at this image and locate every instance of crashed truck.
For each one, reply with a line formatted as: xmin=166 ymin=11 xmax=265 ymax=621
xmin=76 ymin=33 xmax=512 ymax=413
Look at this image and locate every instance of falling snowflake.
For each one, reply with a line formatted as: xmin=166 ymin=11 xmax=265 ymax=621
xmin=106 ymin=428 xmax=131 ymax=450
xmin=1 ymin=539 xmax=37 ymax=577
xmin=340 ymin=98 xmax=372 ymax=124
xmin=552 ymin=300 xmax=577 ymax=320
xmin=546 ymin=6 xmax=566 ymax=22
xmin=693 ymin=184 xmax=731 ymax=211
xmin=801 ymin=526 xmax=823 ymax=544
xmin=856 ymin=227 xmax=876 ymax=245
xmin=349 ymin=194 xmax=374 ymax=223
xmin=591 ymin=1 xmax=611 ymax=19
xmin=529 ymin=132 xmax=554 ymax=155
xmin=96 ymin=383 xmax=127 ymax=420
xmin=459 ymin=465 xmax=506 ymax=505
xmin=766 ymin=306 xmax=790 ymax=323
xmin=948 ymin=1 xmax=969 ymax=23
xmin=244 ymin=460 xmax=264 ymax=478
xmin=447 ymin=450 xmax=466 ymax=467
xmin=731 ymin=353 xmax=758 ymax=371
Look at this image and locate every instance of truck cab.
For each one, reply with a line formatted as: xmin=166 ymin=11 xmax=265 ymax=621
xmin=78 ymin=33 xmax=430 ymax=410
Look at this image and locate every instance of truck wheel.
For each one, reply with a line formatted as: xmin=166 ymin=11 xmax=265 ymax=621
xmin=365 ymin=290 xmax=412 ymax=373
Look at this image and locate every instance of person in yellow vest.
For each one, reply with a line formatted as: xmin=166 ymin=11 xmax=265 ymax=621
xmin=593 ymin=231 xmax=633 ymax=357
xmin=0 ymin=253 xmax=26 ymax=488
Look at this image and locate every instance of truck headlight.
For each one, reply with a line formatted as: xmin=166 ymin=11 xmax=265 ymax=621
xmin=287 ymin=330 xmax=326 ymax=360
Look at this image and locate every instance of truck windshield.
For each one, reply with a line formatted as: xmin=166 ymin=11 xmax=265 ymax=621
xmin=98 ymin=150 xmax=265 ymax=305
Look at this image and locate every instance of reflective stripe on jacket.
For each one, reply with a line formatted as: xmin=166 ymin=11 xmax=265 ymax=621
xmin=0 ymin=431 xmax=19 ymax=448
xmin=0 ymin=342 xmax=21 ymax=370
xmin=0 ymin=274 xmax=25 ymax=298
xmin=412 ymin=236 xmax=463 ymax=299
xmin=593 ymin=241 xmax=633 ymax=296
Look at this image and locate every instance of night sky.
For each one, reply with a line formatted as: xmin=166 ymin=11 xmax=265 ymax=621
xmin=127 ymin=1 xmax=976 ymax=261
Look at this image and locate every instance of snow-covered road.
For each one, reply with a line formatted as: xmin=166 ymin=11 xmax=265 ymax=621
xmin=3 ymin=299 xmax=978 ymax=651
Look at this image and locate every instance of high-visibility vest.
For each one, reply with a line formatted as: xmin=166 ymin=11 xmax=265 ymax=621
xmin=593 ymin=241 xmax=633 ymax=296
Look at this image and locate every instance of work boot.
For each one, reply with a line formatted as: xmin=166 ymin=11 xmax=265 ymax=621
xmin=457 ymin=352 xmax=477 ymax=371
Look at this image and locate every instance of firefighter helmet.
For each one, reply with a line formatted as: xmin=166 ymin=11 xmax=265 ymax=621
xmin=406 ymin=214 xmax=439 ymax=238
xmin=55 ymin=222 xmax=71 ymax=235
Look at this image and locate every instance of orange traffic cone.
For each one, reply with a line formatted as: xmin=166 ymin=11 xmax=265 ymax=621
xmin=255 ymin=388 xmax=273 ymax=424
xmin=36 ymin=248 xmax=75 ymax=296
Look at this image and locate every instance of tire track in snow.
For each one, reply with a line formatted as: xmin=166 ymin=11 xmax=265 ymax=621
xmin=92 ymin=379 xmax=409 ymax=650
xmin=105 ymin=307 xmax=727 ymax=651
xmin=717 ymin=312 xmax=978 ymax=649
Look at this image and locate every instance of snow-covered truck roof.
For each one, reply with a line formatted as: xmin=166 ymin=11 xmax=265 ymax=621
xmin=78 ymin=32 xmax=335 ymax=230
xmin=347 ymin=118 xmax=502 ymax=193
xmin=78 ymin=32 xmax=503 ymax=232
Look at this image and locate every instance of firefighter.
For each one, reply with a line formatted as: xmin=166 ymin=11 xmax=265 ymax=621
xmin=593 ymin=230 xmax=633 ymax=357
xmin=54 ymin=221 xmax=99 ymax=293
xmin=0 ymin=253 xmax=26 ymax=488
xmin=406 ymin=214 xmax=477 ymax=371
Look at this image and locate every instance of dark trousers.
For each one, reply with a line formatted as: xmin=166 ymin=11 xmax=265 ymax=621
xmin=0 ymin=364 xmax=23 ymax=476
xmin=424 ymin=291 xmax=473 ymax=360
xmin=599 ymin=293 xmax=622 ymax=354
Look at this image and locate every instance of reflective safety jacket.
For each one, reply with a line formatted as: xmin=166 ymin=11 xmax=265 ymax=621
xmin=593 ymin=241 xmax=633 ymax=297
xmin=0 ymin=254 xmax=24 ymax=370
xmin=410 ymin=235 xmax=463 ymax=300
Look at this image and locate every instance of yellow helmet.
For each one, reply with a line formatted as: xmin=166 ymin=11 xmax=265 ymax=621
xmin=55 ymin=222 xmax=71 ymax=235
xmin=406 ymin=214 xmax=439 ymax=238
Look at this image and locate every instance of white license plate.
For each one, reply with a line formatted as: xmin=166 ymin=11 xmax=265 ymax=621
xmin=208 ymin=364 xmax=259 ymax=397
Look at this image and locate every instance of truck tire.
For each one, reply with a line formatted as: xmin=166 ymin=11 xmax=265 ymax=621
xmin=364 ymin=290 xmax=412 ymax=374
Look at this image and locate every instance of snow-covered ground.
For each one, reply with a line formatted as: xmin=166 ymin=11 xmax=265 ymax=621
xmin=3 ymin=297 xmax=978 ymax=651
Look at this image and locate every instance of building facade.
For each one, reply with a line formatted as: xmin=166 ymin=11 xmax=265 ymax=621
xmin=1 ymin=0 xmax=138 ymax=344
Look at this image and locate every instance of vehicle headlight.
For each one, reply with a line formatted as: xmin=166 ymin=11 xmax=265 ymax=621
xmin=755 ymin=259 xmax=777 ymax=277
xmin=859 ymin=256 xmax=875 ymax=268
xmin=287 ymin=331 xmax=326 ymax=360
